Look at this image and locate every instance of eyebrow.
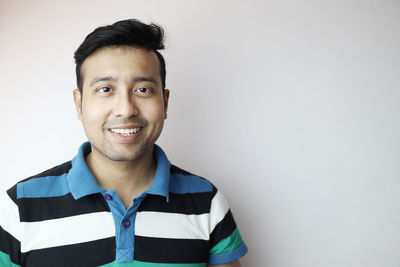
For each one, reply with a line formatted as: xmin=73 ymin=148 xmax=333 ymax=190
xmin=90 ymin=76 xmax=117 ymax=86
xmin=133 ymin=76 xmax=158 ymax=85
xmin=89 ymin=76 xmax=158 ymax=87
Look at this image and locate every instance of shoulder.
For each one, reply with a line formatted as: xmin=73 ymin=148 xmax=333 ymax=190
xmin=25 ymin=161 xmax=73 ymax=180
xmin=8 ymin=160 xmax=73 ymax=200
xmin=169 ymin=164 xmax=217 ymax=195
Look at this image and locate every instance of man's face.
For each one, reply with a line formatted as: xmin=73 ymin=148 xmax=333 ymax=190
xmin=73 ymin=46 xmax=169 ymax=162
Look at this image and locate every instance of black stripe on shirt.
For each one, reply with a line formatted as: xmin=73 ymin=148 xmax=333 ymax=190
xmin=170 ymin=165 xmax=194 ymax=176
xmin=134 ymin=235 xmax=209 ymax=263
xmin=6 ymin=185 xmax=18 ymax=205
xmin=18 ymin=193 xmax=109 ymax=222
xmin=209 ymin=209 xmax=237 ymax=248
xmin=21 ymin=237 xmax=115 ymax=267
xmin=0 ymin=225 xmax=21 ymax=265
xmin=27 ymin=161 xmax=72 ymax=180
xmin=139 ymin=192 xmax=213 ymax=215
xmin=170 ymin=165 xmax=213 ymax=188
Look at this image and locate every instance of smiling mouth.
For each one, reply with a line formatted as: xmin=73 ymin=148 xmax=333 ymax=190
xmin=110 ymin=127 xmax=142 ymax=136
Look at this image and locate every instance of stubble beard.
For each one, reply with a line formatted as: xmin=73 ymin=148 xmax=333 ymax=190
xmin=98 ymin=138 xmax=151 ymax=162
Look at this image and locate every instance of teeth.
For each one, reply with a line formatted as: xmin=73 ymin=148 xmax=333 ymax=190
xmin=111 ymin=128 xmax=141 ymax=136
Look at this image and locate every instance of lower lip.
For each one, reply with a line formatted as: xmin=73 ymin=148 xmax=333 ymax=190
xmin=108 ymin=129 xmax=143 ymax=142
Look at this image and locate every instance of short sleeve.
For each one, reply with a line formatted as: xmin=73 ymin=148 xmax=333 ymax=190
xmin=0 ymin=188 xmax=22 ymax=267
xmin=208 ymin=189 xmax=248 ymax=265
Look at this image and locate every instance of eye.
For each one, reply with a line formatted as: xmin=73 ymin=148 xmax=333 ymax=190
xmin=98 ymin=86 xmax=112 ymax=93
xmin=136 ymin=87 xmax=152 ymax=95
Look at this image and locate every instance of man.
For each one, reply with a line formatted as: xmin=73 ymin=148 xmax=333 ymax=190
xmin=0 ymin=19 xmax=247 ymax=266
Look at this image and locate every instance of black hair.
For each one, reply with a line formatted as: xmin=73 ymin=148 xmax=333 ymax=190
xmin=74 ymin=19 xmax=166 ymax=92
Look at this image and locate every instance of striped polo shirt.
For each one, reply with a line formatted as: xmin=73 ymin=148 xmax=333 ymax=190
xmin=0 ymin=142 xmax=247 ymax=266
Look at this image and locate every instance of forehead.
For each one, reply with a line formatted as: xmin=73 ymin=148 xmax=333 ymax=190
xmin=81 ymin=46 xmax=161 ymax=86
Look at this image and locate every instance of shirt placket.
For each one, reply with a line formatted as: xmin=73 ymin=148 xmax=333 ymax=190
xmin=102 ymin=191 xmax=145 ymax=263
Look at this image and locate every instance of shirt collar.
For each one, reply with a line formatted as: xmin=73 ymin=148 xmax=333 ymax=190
xmin=147 ymin=145 xmax=170 ymax=202
xmin=68 ymin=142 xmax=171 ymax=201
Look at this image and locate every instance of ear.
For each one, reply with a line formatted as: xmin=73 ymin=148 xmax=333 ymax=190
xmin=163 ymin=89 xmax=170 ymax=119
xmin=73 ymin=89 xmax=83 ymax=121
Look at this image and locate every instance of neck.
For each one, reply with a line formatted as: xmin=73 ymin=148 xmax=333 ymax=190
xmin=85 ymin=145 xmax=157 ymax=208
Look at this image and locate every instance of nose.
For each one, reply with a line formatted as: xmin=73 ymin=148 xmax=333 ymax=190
xmin=113 ymin=91 xmax=138 ymax=118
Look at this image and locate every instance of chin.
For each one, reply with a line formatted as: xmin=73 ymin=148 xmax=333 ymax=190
xmin=102 ymin=143 xmax=150 ymax=162
xmin=105 ymin=153 xmax=144 ymax=162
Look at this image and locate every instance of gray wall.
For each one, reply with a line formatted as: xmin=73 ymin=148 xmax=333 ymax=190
xmin=1 ymin=0 xmax=400 ymax=266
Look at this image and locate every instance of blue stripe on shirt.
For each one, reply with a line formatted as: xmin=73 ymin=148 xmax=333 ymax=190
xmin=169 ymin=174 xmax=213 ymax=194
xmin=208 ymin=243 xmax=248 ymax=265
xmin=17 ymin=174 xmax=70 ymax=199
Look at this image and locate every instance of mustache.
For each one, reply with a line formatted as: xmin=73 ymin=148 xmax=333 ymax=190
xmin=103 ymin=117 xmax=148 ymax=129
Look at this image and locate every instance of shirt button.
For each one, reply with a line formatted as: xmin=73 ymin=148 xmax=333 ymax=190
xmin=104 ymin=194 xmax=113 ymax=201
xmin=122 ymin=220 xmax=131 ymax=228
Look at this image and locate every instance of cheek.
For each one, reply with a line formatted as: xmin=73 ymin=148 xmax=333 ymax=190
xmin=148 ymin=106 xmax=166 ymax=122
xmin=141 ymin=100 xmax=166 ymax=121
xmin=81 ymin=101 xmax=109 ymax=126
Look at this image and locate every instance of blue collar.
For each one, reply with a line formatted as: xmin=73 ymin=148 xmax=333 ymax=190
xmin=67 ymin=142 xmax=170 ymax=201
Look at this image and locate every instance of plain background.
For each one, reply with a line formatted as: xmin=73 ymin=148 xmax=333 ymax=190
xmin=1 ymin=0 xmax=400 ymax=266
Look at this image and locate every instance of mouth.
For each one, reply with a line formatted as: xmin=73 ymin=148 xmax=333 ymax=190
xmin=109 ymin=127 xmax=142 ymax=136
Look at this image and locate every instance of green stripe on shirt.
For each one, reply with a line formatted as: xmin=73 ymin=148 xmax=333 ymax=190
xmin=0 ymin=251 xmax=20 ymax=267
xmin=209 ymin=228 xmax=243 ymax=255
